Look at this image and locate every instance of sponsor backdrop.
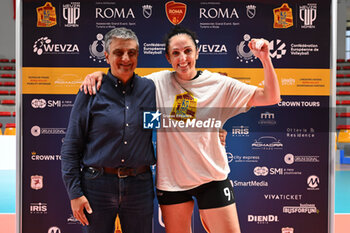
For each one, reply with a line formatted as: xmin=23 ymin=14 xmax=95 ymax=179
xmin=20 ymin=0 xmax=331 ymax=232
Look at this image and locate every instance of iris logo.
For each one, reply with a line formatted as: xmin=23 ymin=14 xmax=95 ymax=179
xmin=143 ymin=110 xmax=161 ymax=129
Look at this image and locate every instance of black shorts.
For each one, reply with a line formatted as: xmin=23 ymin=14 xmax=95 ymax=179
xmin=156 ymin=178 xmax=235 ymax=209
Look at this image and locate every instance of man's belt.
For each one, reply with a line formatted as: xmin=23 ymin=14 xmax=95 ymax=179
xmin=103 ymin=166 xmax=150 ymax=178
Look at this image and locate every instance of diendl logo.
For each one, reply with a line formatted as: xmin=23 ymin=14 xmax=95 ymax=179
xmin=143 ymin=110 xmax=161 ymax=129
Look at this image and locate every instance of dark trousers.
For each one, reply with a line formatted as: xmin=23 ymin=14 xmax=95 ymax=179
xmin=81 ymin=168 xmax=154 ymax=233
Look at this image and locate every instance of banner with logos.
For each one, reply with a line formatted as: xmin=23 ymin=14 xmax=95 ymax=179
xmin=20 ymin=0 xmax=332 ymax=233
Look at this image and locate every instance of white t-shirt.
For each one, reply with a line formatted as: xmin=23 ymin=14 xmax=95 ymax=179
xmin=147 ymin=70 xmax=257 ymax=191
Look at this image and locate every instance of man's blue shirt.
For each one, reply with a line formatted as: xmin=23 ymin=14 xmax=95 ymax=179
xmin=61 ymin=70 xmax=156 ymax=200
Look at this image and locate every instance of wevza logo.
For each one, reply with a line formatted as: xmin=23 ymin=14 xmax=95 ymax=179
xmin=258 ymin=112 xmax=276 ymax=126
xmin=31 ymin=126 xmax=66 ymax=137
xmin=264 ymin=194 xmax=302 ymax=201
xmin=31 ymin=151 xmax=61 ymax=161
xmin=33 ymin=37 xmax=79 ymax=56
xmin=63 ymin=2 xmax=80 ymax=27
xmin=307 ymin=175 xmax=320 ymax=190
xmin=200 ymin=7 xmax=239 ymax=19
xmin=283 ymin=203 xmax=319 ymax=214
xmin=30 ymin=202 xmax=47 ymax=214
xmin=197 ymin=41 xmax=228 ymax=55
xmin=252 ymin=136 xmax=283 ymax=150
xmin=95 ymin=7 xmax=135 ymax=19
xmin=247 ymin=214 xmax=279 ymax=224
xmin=299 ymin=4 xmax=317 ymax=29
xmin=284 ymin=153 xmax=320 ymax=164
xmin=232 ymin=125 xmax=249 ymax=137
xmin=233 ymin=180 xmax=268 ymax=187
xmin=89 ymin=33 xmax=106 ymax=63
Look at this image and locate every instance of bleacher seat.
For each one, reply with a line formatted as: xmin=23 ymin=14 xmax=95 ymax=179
xmin=4 ymin=123 xmax=15 ymax=135
xmin=337 ymin=91 xmax=350 ymax=95
xmin=340 ymin=113 xmax=350 ymax=117
xmin=338 ymin=127 xmax=350 ymax=143
xmin=1 ymin=74 xmax=14 ymax=78
xmin=337 ymin=59 xmax=346 ymax=63
xmin=337 ymin=74 xmax=345 ymax=78
xmin=0 ymin=59 xmax=9 ymax=63
xmin=337 ymin=82 xmax=350 ymax=86
xmin=0 ymin=112 xmax=11 ymax=116
xmin=3 ymin=82 xmax=15 ymax=86
xmin=1 ymin=100 xmax=15 ymax=105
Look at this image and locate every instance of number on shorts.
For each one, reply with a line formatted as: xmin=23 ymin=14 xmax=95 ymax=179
xmin=223 ymin=187 xmax=231 ymax=201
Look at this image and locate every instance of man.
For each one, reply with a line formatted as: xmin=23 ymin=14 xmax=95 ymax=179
xmin=61 ymin=27 xmax=156 ymax=233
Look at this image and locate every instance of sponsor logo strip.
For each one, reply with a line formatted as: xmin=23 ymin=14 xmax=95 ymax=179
xmin=22 ymin=67 xmax=330 ymax=95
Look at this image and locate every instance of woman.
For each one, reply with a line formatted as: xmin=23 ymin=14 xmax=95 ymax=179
xmin=82 ymin=26 xmax=280 ymax=233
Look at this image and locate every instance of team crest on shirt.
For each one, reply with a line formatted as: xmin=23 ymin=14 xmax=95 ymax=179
xmin=170 ymin=92 xmax=197 ymax=121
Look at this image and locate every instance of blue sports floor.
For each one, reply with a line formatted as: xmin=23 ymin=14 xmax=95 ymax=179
xmin=335 ymin=169 xmax=350 ymax=213
xmin=0 ymin=170 xmax=15 ymax=213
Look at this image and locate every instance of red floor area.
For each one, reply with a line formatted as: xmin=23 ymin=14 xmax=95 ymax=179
xmin=0 ymin=214 xmax=15 ymax=233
